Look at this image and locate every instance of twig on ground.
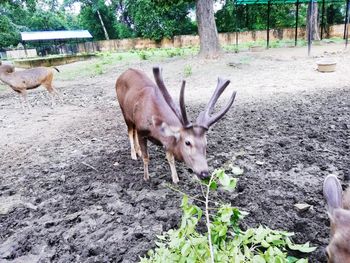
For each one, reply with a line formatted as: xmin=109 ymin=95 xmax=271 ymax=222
xmin=81 ymin=161 xmax=98 ymax=172
xmin=75 ymin=136 xmax=84 ymax=144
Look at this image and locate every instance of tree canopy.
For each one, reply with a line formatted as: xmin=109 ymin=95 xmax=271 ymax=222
xmin=0 ymin=0 xmax=346 ymax=49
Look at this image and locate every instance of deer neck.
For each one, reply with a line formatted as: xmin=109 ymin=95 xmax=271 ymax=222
xmin=0 ymin=72 xmax=14 ymax=87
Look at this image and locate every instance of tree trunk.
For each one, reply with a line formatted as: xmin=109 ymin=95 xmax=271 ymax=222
xmin=97 ymin=9 xmax=110 ymax=40
xmin=195 ymin=0 xmax=221 ymax=58
xmin=307 ymin=2 xmax=320 ymax=41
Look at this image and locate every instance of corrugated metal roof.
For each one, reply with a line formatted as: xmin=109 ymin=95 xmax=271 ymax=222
xmin=21 ymin=30 xmax=93 ymax=41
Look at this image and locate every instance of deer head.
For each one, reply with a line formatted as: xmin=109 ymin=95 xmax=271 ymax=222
xmin=152 ymin=67 xmax=236 ymax=179
xmin=323 ymin=174 xmax=350 ymax=263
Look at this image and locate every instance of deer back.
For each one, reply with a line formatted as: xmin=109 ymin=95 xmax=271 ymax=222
xmin=116 ymin=68 xmax=181 ymax=134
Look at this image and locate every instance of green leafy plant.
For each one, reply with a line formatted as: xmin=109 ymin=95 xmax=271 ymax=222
xmin=140 ymin=169 xmax=316 ymax=263
xmin=166 ymin=48 xmax=185 ymax=58
xmin=138 ymin=50 xmax=150 ymax=60
xmin=184 ymin=65 xmax=192 ymax=78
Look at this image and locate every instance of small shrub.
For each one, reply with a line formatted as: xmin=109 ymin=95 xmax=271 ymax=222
xmin=94 ymin=64 xmax=103 ymax=75
xmin=138 ymin=50 xmax=149 ymax=60
xmin=184 ymin=65 xmax=192 ymax=77
xmin=166 ymin=48 xmax=184 ymax=58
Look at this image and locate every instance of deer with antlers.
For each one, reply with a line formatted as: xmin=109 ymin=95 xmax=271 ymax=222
xmin=323 ymin=174 xmax=350 ymax=263
xmin=115 ymin=67 xmax=236 ymax=183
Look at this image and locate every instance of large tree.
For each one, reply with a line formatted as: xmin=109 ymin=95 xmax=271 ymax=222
xmin=65 ymin=0 xmax=112 ymax=40
xmin=195 ymin=0 xmax=221 ymax=58
xmin=154 ymin=0 xmax=221 ymax=58
xmin=127 ymin=0 xmax=195 ymax=41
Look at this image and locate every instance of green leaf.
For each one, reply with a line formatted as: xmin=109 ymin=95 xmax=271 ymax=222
xmin=218 ymin=172 xmax=231 ymax=187
xmin=209 ymin=180 xmax=218 ymax=190
xmin=223 ymin=178 xmax=237 ymax=191
xmin=286 ymin=238 xmax=317 ymax=253
xmin=181 ymin=195 xmax=188 ymax=208
xmin=252 ymin=255 xmax=266 ymax=263
xmin=286 ymin=256 xmax=300 ymax=263
xmin=180 ymin=241 xmax=191 ymax=256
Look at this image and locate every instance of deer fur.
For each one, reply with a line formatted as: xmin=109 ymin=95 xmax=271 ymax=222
xmin=323 ymin=174 xmax=350 ymax=263
xmin=116 ymin=67 xmax=236 ymax=183
xmin=0 ymin=65 xmax=62 ymax=112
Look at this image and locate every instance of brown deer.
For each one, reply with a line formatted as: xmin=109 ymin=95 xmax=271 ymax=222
xmin=323 ymin=174 xmax=350 ymax=263
xmin=116 ymin=67 xmax=236 ymax=183
xmin=0 ymin=64 xmax=62 ymax=112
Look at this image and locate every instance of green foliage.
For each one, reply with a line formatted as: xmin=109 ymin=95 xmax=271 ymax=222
xmin=114 ymin=22 xmax=135 ymax=39
xmin=137 ymin=50 xmax=150 ymax=60
xmin=140 ymin=170 xmax=316 ymax=263
xmin=166 ymin=48 xmax=185 ymax=58
xmin=0 ymin=15 xmax=21 ymax=47
xmin=78 ymin=4 xmax=118 ymax=40
xmin=28 ymin=9 xmax=67 ymax=31
xmin=127 ymin=0 xmax=196 ymax=41
xmin=184 ymin=65 xmax=192 ymax=77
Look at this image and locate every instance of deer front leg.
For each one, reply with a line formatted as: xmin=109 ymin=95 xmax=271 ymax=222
xmin=138 ymin=134 xmax=149 ymax=181
xmin=19 ymin=90 xmax=31 ymax=113
xmin=166 ymin=151 xmax=179 ymax=184
xmin=128 ymin=127 xmax=137 ymax=160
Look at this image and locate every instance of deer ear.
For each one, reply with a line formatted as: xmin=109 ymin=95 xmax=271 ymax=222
xmin=152 ymin=116 xmax=180 ymax=141
xmin=323 ymin=174 xmax=343 ymax=215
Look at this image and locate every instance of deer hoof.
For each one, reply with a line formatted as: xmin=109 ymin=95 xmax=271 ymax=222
xmin=143 ymin=175 xmax=150 ymax=181
xmin=131 ymin=151 xmax=137 ymax=160
xmin=172 ymin=178 xmax=179 ymax=184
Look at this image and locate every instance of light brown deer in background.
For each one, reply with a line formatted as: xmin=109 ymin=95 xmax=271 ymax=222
xmin=0 ymin=64 xmax=62 ymax=112
xmin=323 ymin=174 xmax=350 ymax=263
xmin=116 ymin=66 xmax=236 ymax=183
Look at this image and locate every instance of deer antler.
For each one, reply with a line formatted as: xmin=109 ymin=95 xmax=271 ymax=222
xmin=153 ymin=66 xmax=191 ymax=128
xmin=179 ymin=80 xmax=192 ymax=128
xmin=196 ymin=78 xmax=236 ymax=130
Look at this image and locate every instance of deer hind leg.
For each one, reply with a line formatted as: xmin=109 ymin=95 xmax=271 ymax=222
xmin=43 ymin=83 xmax=61 ymax=108
xmin=128 ymin=126 xmax=137 ymax=160
xmin=133 ymin=129 xmax=142 ymax=158
xmin=45 ymin=86 xmax=56 ymax=108
xmin=138 ymin=134 xmax=149 ymax=181
xmin=52 ymin=86 xmax=63 ymax=104
xmin=166 ymin=151 xmax=179 ymax=184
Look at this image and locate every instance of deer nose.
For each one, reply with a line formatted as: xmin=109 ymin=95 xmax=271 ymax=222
xmin=199 ymin=171 xmax=209 ymax=179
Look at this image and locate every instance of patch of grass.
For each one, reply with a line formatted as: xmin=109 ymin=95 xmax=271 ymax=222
xmin=165 ymin=48 xmax=185 ymax=58
xmin=54 ymin=46 xmax=196 ymax=80
xmin=184 ymin=65 xmax=192 ymax=77
xmin=224 ymin=39 xmax=309 ymax=53
xmin=137 ymin=50 xmax=150 ymax=60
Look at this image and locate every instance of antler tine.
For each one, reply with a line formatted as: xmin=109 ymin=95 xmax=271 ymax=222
xmin=196 ymin=78 xmax=236 ymax=129
xmin=179 ymin=80 xmax=191 ymax=128
xmin=206 ymin=78 xmax=231 ymax=115
xmin=205 ymin=91 xmax=236 ymax=128
xmin=153 ymin=66 xmax=184 ymax=125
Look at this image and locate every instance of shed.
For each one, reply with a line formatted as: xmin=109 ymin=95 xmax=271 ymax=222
xmin=20 ymin=30 xmax=93 ymax=56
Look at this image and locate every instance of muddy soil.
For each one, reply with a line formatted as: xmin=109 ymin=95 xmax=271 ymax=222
xmin=0 ymin=44 xmax=349 ymax=263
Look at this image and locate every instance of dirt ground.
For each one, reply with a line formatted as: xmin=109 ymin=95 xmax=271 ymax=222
xmin=0 ymin=43 xmax=349 ymax=263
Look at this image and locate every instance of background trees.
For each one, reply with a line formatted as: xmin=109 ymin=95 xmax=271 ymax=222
xmin=0 ymin=0 xmax=347 ymax=49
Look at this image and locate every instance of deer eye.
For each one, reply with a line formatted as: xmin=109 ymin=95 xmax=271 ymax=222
xmin=185 ymin=140 xmax=191 ymax=146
